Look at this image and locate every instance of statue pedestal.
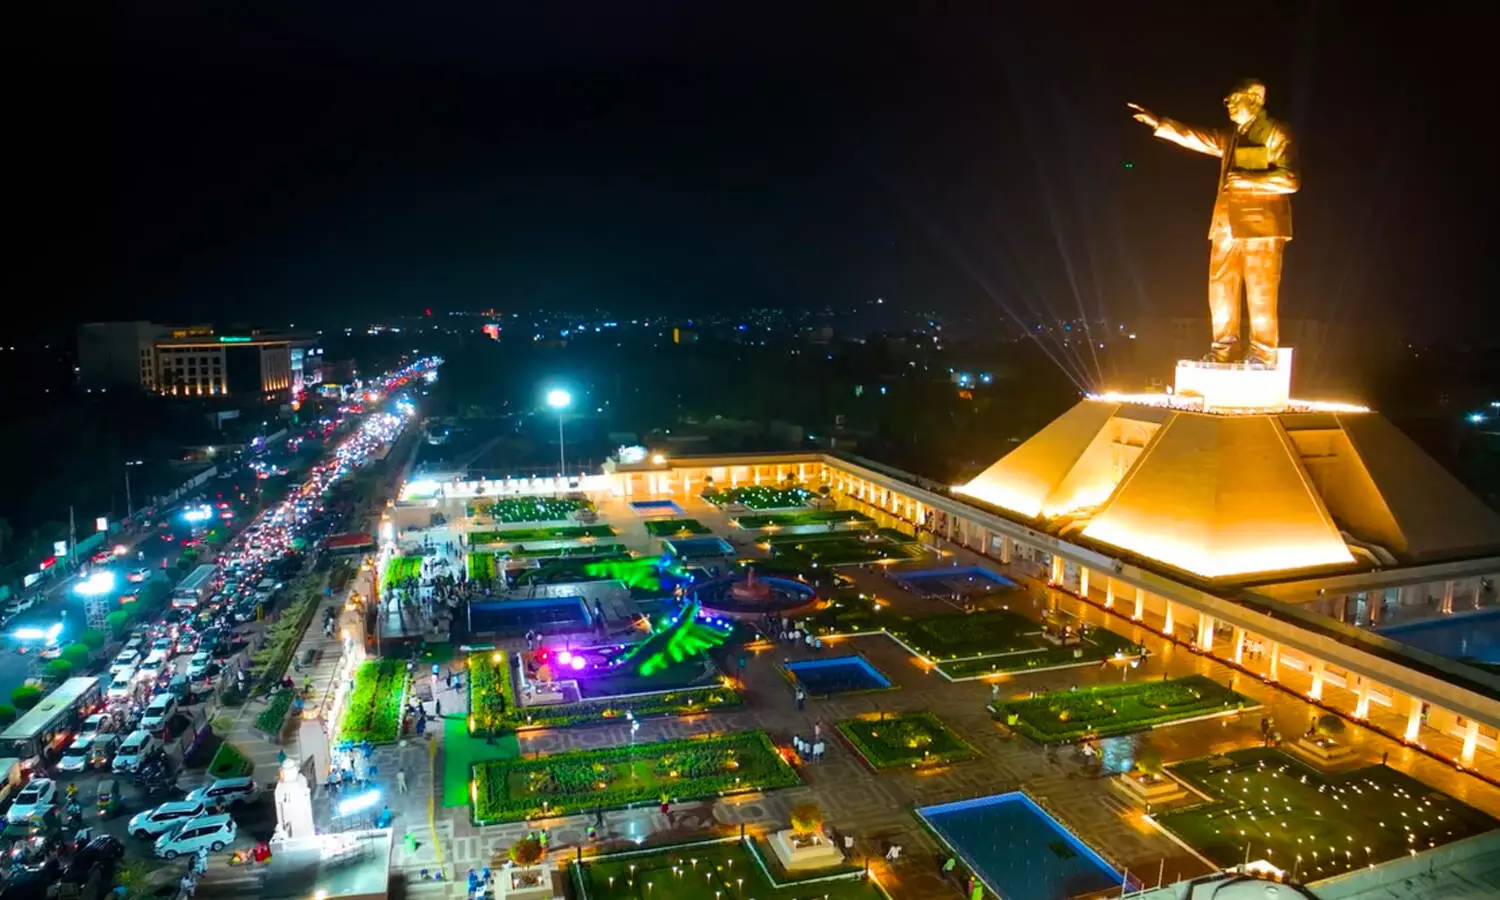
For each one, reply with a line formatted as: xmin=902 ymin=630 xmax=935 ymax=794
xmin=1174 ymin=348 xmax=1293 ymax=413
xmin=1111 ymin=771 xmax=1188 ymax=808
xmin=768 ymin=829 xmax=845 ymax=872
xmin=1286 ymin=734 xmax=1357 ymax=770
xmin=497 ymin=863 xmax=560 ymax=900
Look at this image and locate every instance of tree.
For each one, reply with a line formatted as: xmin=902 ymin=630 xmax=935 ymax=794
xmin=1135 ymin=747 xmax=1165 ymax=776
xmin=1316 ymin=713 xmax=1345 ymax=737
xmin=106 ymin=610 xmax=129 ymax=638
xmin=507 ymin=836 xmax=545 ymax=867
xmin=11 ymin=685 xmax=43 ymax=710
xmin=62 ymin=644 xmax=92 ymax=667
xmin=45 ymin=658 xmax=74 ymax=680
xmin=79 ymin=629 xmax=107 ymax=651
xmin=790 ymin=802 xmax=824 ymax=836
xmin=0 ymin=705 xmax=15 ymax=726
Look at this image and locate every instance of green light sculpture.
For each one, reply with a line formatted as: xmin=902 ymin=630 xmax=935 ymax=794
xmin=584 ymin=557 xmax=663 ymax=590
xmin=617 ymin=601 xmax=730 ymax=677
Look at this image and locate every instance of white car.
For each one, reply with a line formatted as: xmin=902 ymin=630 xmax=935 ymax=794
xmin=154 ymin=813 xmax=236 ymax=859
xmin=140 ymin=694 xmax=177 ymax=731
xmin=111 ymin=730 xmax=160 ymax=773
xmin=6 ymin=777 xmax=57 ymax=824
xmin=129 ymin=800 xmax=207 ymax=840
xmin=185 ymin=777 xmax=259 ymax=810
xmin=78 ymin=712 xmax=113 ymax=741
xmin=59 ymin=735 xmax=107 ymax=774
xmin=136 ymin=656 xmax=165 ymax=682
xmin=187 ymin=651 xmax=213 ymax=679
xmin=107 ymin=670 xmax=136 ymax=700
xmin=110 ymin=651 xmax=140 ymax=677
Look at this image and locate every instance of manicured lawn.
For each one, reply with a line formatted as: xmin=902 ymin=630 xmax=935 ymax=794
xmin=644 ymin=518 xmax=712 ymax=537
xmin=837 ymin=711 xmax=977 ymax=770
xmin=472 ymin=731 xmax=798 ymax=823
xmin=883 ymin=610 xmax=1141 ymax=677
xmin=702 ymin=485 xmax=814 ymax=510
xmin=466 ymin=651 xmax=740 ymax=734
xmin=575 ymin=839 xmax=882 ymax=899
xmin=1159 ymin=747 xmax=1499 ymax=879
xmin=995 ymin=675 xmax=1250 ymax=743
xmin=467 ymin=524 xmax=615 ymax=545
xmin=510 ymin=543 xmax=627 ymax=559
xmin=512 ymin=552 xmax=632 ymax=584
xmin=770 ymin=533 xmax=923 ymax=566
xmin=468 ymin=551 xmax=500 ymax=581
xmin=442 ymin=715 xmax=518 ymax=808
xmin=471 ymin=496 xmax=594 ymax=523
xmin=382 ymin=555 xmax=423 ymax=587
xmin=336 ymin=659 xmax=408 ymax=744
xmin=736 ymin=509 xmax=873 ymax=529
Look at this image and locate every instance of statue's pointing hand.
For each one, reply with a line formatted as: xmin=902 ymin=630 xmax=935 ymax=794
xmin=1127 ymin=102 xmax=1158 ymax=129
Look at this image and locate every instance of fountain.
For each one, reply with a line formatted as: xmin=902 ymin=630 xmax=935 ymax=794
xmin=695 ymin=565 xmax=817 ymax=618
xmin=728 ymin=566 xmax=772 ymax=603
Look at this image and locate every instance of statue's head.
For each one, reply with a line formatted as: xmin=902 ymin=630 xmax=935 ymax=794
xmin=1224 ymin=78 xmax=1267 ymax=127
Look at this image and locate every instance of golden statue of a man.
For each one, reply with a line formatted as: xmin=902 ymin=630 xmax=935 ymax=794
xmin=1129 ymin=79 xmax=1299 ymax=365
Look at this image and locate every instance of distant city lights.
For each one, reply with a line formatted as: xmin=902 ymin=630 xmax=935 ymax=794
xmin=74 ymin=570 xmax=117 ymax=596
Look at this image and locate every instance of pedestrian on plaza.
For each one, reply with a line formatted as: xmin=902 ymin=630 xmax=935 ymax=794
xmin=885 ymin=844 xmax=902 ymax=863
xmin=194 ymin=847 xmax=210 ymax=876
xmin=942 ymin=855 xmax=957 ymax=880
xmin=396 ymin=767 xmax=408 ymax=793
xmin=813 ymin=721 xmax=823 ymax=741
xmin=416 ymin=715 xmax=427 ymax=737
xmin=593 ymin=805 xmax=605 ymax=831
xmin=795 ymin=686 xmax=805 ymax=710
xmin=812 ymin=740 xmax=825 ymax=762
xmin=434 ymin=698 xmax=442 ymax=717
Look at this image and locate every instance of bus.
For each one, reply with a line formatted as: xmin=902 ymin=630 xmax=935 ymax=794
xmin=173 ymin=564 xmax=219 ymax=608
xmin=0 ymin=676 xmax=102 ymax=765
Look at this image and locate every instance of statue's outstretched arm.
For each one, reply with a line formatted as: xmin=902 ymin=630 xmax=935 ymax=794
xmin=1151 ymin=117 xmax=1227 ymax=158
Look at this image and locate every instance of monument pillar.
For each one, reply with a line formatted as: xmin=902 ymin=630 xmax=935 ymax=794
xmin=1133 ymin=587 xmax=1145 ymax=621
xmin=1000 ymin=535 xmax=1013 ymax=564
xmin=1050 ymin=555 xmax=1065 ymax=585
xmin=1078 ymin=567 xmax=1090 ymax=599
xmin=1267 ymin=642 xmax=1280 ymax=681
xmin=1404 ymin=699 xmax=1424 ymax=742
xmin=1442 ymin=580 xmax=1456 ymax=614
xmin=1104 ymin=580 xmax=1115 ymax=610
xmin=1232 ymin=625 xmax=1245 ymax=664
xmin=1354 ymin=679 xmax=1371 ymax=719
xmin=1309 ymin=660 xmax=1326 ymax=701
xmin=1196 ymin=614 xmax=1214 ymax=648
xmin=1163 ymin=601 xmax=1175 ymax=637
xmin=1462 ymin=720 xmax=1480 ymax=767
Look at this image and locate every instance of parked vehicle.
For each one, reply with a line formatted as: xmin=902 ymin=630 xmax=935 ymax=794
xmin=139 ymin=694 xmax=177 ymax=731
xmin=111 ymin=731 xmax=161 ymax=774
xmin=185 ymin=776 xmax=260 ymax=810
xmin=153 ymin=813 xmax=236 ymax=859
xmin=129 ymin=800 xmax=208 ymax=839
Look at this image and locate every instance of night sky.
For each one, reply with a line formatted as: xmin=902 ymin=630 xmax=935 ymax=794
xmin=14 ymin=3 xmax=1488 ymax=336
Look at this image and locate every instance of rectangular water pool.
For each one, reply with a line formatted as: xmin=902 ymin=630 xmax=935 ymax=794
xmin=896 ymin=565 xmax=1016 ymax=599
xmin=631 ymin=500 xmax=685 ymax=516
xmin=784 ymin=655 xmax=891 ymax=695
xmin=919 ymin=793 xmax=1129 ymax=900
xmin=1378 ymin=607 xmax=1500 ymax=664
xmin=469 ymin=597 xmax=590 ymax=636
xmin=664 ymin=536 xmax=734 ymax=559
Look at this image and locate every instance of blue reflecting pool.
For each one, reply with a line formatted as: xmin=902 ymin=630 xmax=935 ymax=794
xmin=784 ymin=655 xmax=891 ymax=695
xmin=469 ymin=597 xmax=590 ymax=635
xmin=630 ymin=500 xmax=684 ymax=516
xmin=1378 ymin=607 xmax=1500 ymax=664
xmin=896 ymin=565 xmax=1016 ymax=599
xmin=664 ymin=537 xmax=735 ymax=559
xmin=919 ymin=792 xmax=1130 ymax=900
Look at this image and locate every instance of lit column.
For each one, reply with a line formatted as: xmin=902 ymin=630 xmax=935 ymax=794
xmin=1472 ymin=579 xmax=1485 ymax=609
xmin=1078 ymin=567 xmax=1090 ymax=599
xmin=1462 ymin=719 xmax=1480 ymax=767
xmin=1267 ymin=642 xmax=1280 ymax=681
xmin=1404 ymin=699 xmax=1423 ymax=742
xmin=1000 ymin=535 xmax=1013 ymax=564
xmin=1163 ymin=601 xmax=1174 ymax=637
xmin=1442 ymin=580 xmax=1455 ymax=614
xmin=1050 ymin=555 xmax=1065 ymax=585
xmin=1354 ymin=679 xmax=1371 ymax=719
xmin=1104 ymin=580 xmax=1115 ymax=610
xmin=1133 ymin=587 xmax=1145 ymax=620
xmin=1196 ymin=614 xmax=1214 ymax=648
xmin=798 ymin=463 xmax=806 ymax=482
xmin=1309 ymin=660 xmax=1325 ymax=701
xmin=1232 ymin=626 xmax=1245 ymax=664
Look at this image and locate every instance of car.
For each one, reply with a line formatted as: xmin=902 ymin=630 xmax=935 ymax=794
xmin=3 ymin=596 xmax=36 ymax=616
xmin=111 ymin=731 xmax=160 ymax=774
xmin=59 ymin=735 xmax=108 ymax=774
xmin=107 ymin=670 xmax=136 ymax=700
xmin=126 ymin=567 xmax=149 ymax=583
xmin=78 ymin=712 xmax=114 ymax=741
xmin=109 ymin=651 xmax=140 ymax=676
xmin=128 ymin=799 xmax=207 ymax=839
xmin=185 ymin=776 xmax=260 ymax=810
xmin=140 ymin=694 xmax=177 ymax=731
xmin=61 ymin=835 xmax=126 ymax=885
xmin=153 ymin=813 xmax=237 ymax=859
xmin=136 ymin=656 xmax=165 ymax=682
xmin=123 ymin=636 xmax=145 ymax=654
xmin=150 ymin=637 xmax=175 ymax=657
xmin=187 ymin=651 xmax=214 ymax=679
xmin=6 ymin=777 xmax=57 ymax=824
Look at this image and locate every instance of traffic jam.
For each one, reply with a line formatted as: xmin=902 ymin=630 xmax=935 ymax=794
xmin=0 ymin=359 xmax=432 ymax=896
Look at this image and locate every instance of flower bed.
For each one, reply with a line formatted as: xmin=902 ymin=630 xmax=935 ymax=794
xmin=337 ymin=659 xmax=408 ymax=744
xmin=468 ymin=524 xmax=615 ymax=545
xmin=644 ymin=518 xmax=712 ymax=537
xmin=255 ymin=689 xmax=297 ymax=736
xmin=736 ymin=509 xmax=873 ymax=529
xmin=467 ymin=651 xmax=740 ymax=734
xmin=472 ymin=731 xmax=797 ymax=823
xmin=702 ymin=485 xmax=814 ymax=510
xmin=382 ymin=555 xmax=423 ymax=587
xmin=995 ymin=675 xmax=1250 ymax=743
xmin=572 ymin=837 xmax=882 ymax=898
xmin=837 ymin=711 xmax=977 ymax=770
xmin=770 ymin=534 xmax=922 ymax=566
xmin=472 ymin=496 xmax=594 ymax=523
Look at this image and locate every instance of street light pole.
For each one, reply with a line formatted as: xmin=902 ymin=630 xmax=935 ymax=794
xmin=546 ymin=389 xmax=571 ymax=491
xmin=124 ymin=460 xmax=144 ymax=519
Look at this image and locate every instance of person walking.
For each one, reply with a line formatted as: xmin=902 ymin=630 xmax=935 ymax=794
xmin=795 ymin=686 xmax=806 ymax=711
xmin=396 ymin=767 xmax=408 ymax=793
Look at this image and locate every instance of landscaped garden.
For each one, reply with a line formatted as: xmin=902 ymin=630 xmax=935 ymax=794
xmin=512 ymin=552 xmax=633 ymax=585
xmin=769 ymin=532 xmax=923 ymax=566
xmin=703 ymin=485 xmax=814 ymax=510
xmin=994 ymin=675 xmax=1250 ymax=743
xmin=736 ymin=509 xmax=873 ymax=529
xmin=572 ymin=837 xmax=884 ymax=899
xmin=467 ymin=524 xmax=615 ymax=545
xmin=1157 ymin=747 xmax=1499 ymax=879
xmin=883 ymin=609 xmax=1141 ymax=678
xmin=644 ymin=518 xmax=712 ymax=537
xmin=468 ymin=551 xmax=500 ymax=582
xmin=382 ymin=554 xmax=423 ymax=587
xmin=467 ymin=650 xmax=741 ymax=734
xmin=471 ymin=731 xmax=798 ymax=823
xmin=837 ymin=711 xmax=978 ymax=770
xmin=471 ymin=495 xmax=594 ymax=523
xmin=336 ymin=659 xmax=408 ymax=743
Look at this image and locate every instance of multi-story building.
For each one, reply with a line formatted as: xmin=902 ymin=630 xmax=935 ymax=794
xmin=77 ymin=321 xmax=169 ymax=389
xmin=77 ymin=322 xmax=318 ymax=400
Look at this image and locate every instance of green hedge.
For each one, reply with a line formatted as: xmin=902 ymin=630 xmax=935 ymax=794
xmin=643 ymin=518 xmax=711 ymax=537
xmin=735 ymin=509 xmax=873 ymax=529
xmin=470 ymin=496 xmax=594 ymax=523
xmin=995 ymin=675 xmax=1250 ymax=743
xmin=337 ymin=660 xmax=407 ymax=743
xmin=836 ymin=711 xmax=978 ymax=770
xmin=702 ymin=485 xmax=814 ymax=510
xmin=255 ymin=690 xmax=296 ymax=736
xmin=468 ymin=525 xmax=615 ymax=545
xmin=473 ymin=731 xmax=797 ymax=823
xmin=382 ymin=555 xmax=423 ymax=587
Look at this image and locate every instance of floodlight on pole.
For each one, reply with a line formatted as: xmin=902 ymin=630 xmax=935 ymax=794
xmin=546 ymin=389 xmax=571 ymax=485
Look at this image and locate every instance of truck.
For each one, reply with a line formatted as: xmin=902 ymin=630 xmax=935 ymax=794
xmin=172 ymin=564 xmax=219 ymax=608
